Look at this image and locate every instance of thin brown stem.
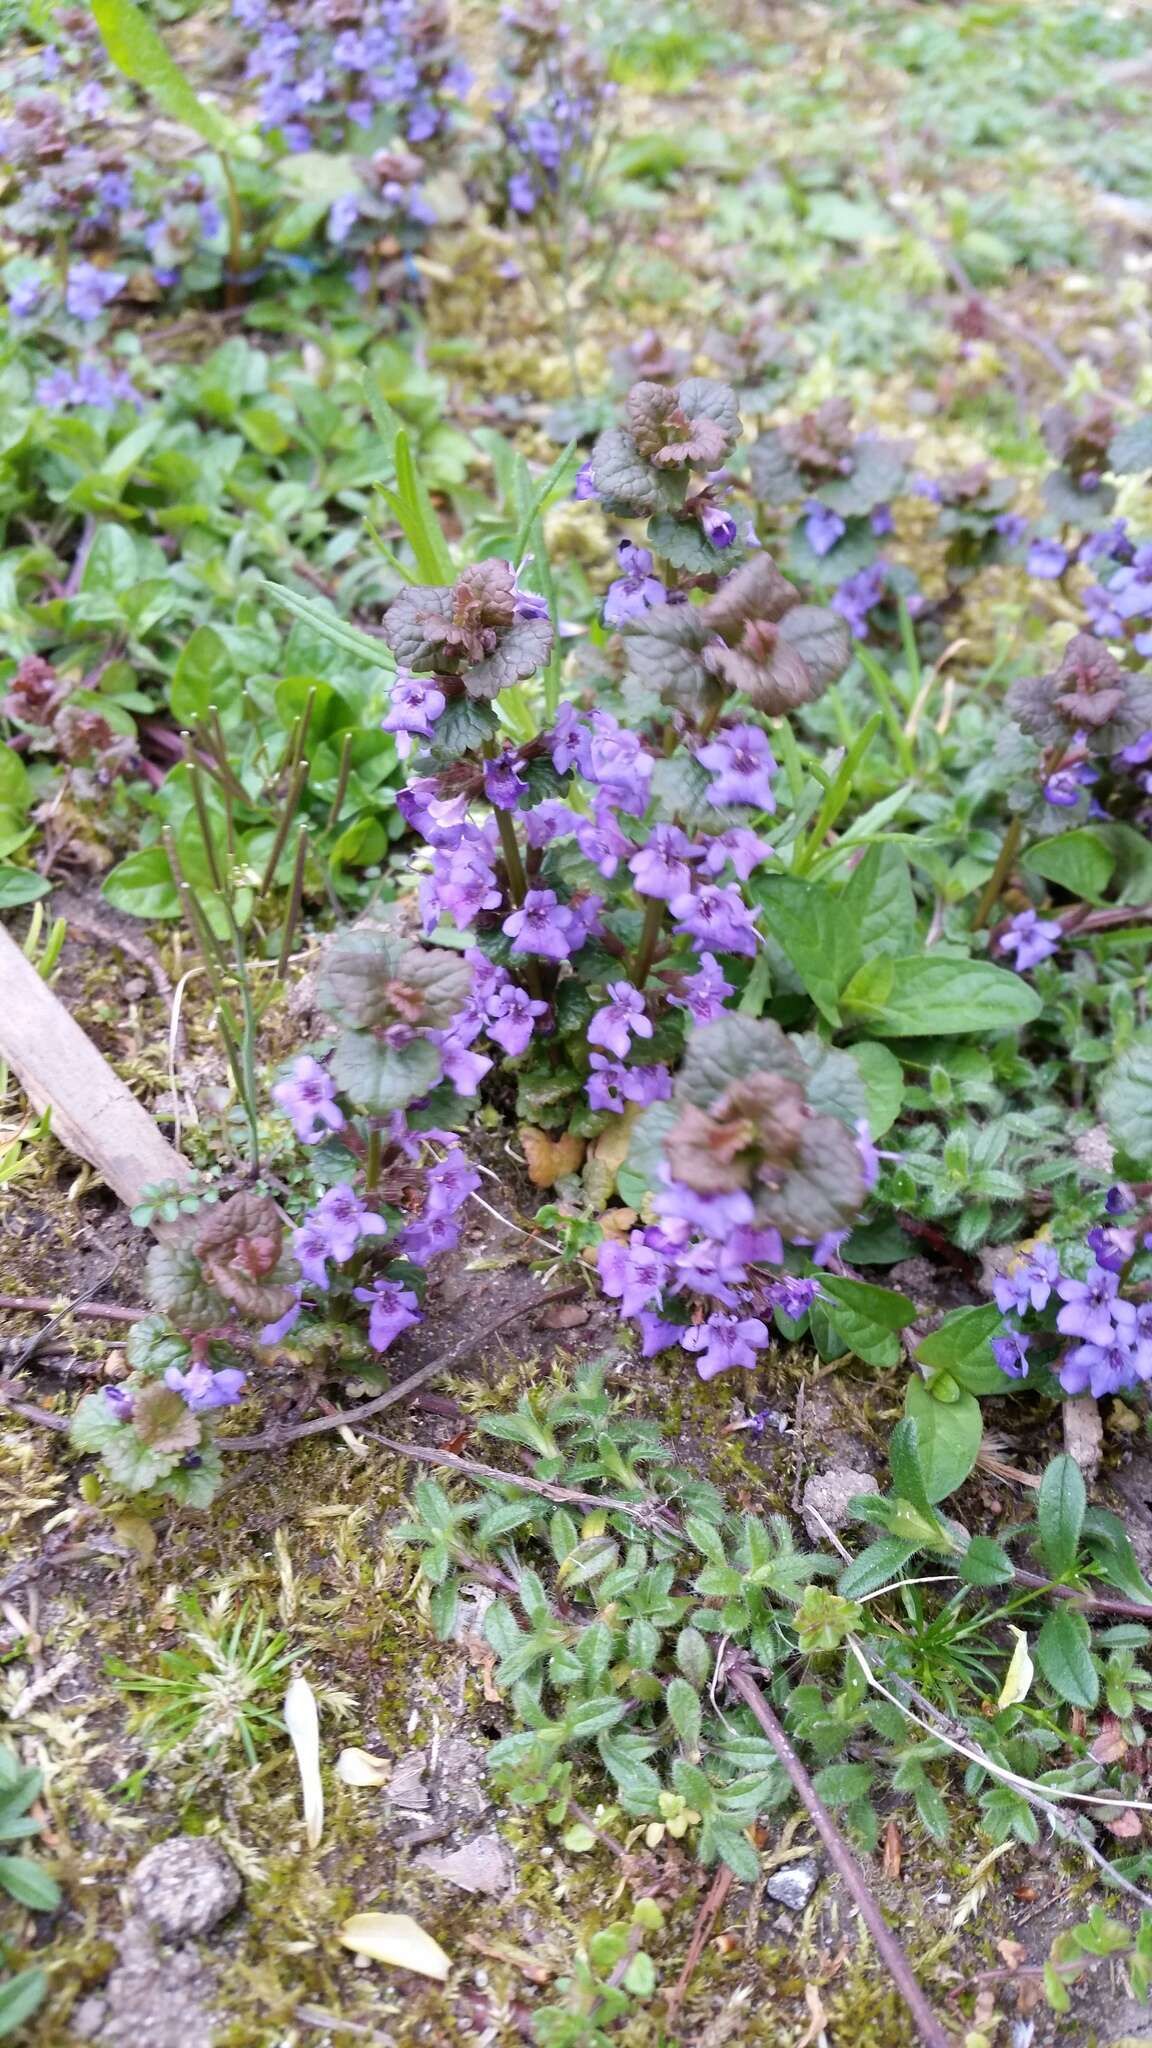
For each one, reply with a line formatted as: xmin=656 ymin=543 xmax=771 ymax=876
xmin=971 ymin=815 xmax=1022 ymax=932
xmin=630 ymin=894 xmax=665 ymax=990
xmin=727 ymin=1665 xmax=954 ymax=2048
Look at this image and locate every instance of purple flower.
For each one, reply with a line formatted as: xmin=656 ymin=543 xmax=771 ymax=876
xmin=523 ymin=799 xmax=576 ymax=848
xmin=294 ymin=1221 xmax=333 ymax=1290
xmin=637 ymin=1311 xmax=686 ymax=1356
xmin=1105 ymin=1183 xmax=1135 ymax=1215
xmin=578 ymin=712 xmax=653 ymax=816
xmin=832 ymin=562 xmax=887 ymax=639
xmin=654 ymin=1181 xmax=755 ymax=1237
xmin=586 ymin=1056 xmax=670 ymax=1113
xmin=699 ymin=827 xmax=772 ymax=880
xmin=1081 ymin=521 xmax=1131 ymax=565
xmin=992 ymin=1244 xmax=1061 ymax=1316
xmin=399 ymin=779 xmax=469 ymax=847
xmin=258 ymin=1301 xmax=302 ymax=1345
xmin=397 ymin=1214 xmax=460 ymax=1264
xmin=434 ymin=1029 xmax=492 ymax=1094
xmin=485 ymin=981 xmax=549 ymax=1056
xmin=575 ymin=807 xmax=631 ymax=878
xmin=1055 ymin=1264 xmax=1122 ymax=1346
xmin=1027 ymin=538 xmax=1069 ymax=580
xmin=588 ymin=981 xmax=654 ymax=1059
xmin=629 ymin=823 xmax=697 ymax=901
xmin=670 ymin=882 xmax=758 ymax=956
xmin=8 ymin=276 xmax=44 ymax=319
xmin=353 ymin=1279 xmax=422 ymax=1352
xmin=483 ymin=749 xmax=529 ymax=810
xmin=549 ymin=702 xmax=587 ymax=774
xmin=994 ymin=512 xmax=1028 ymax=547
xmin=272 ymin=1055 xmax=346 ymax=1144
xmin=1086 ymin=1225 xmax=1134 ymax=1274
xmin=425 ymin=1152 xmax=482 ymax=1218
xmin=503 ymin=888 xmax=580 ymax=960
xmin=603 ymin=542 xmax=668 ymax=627
xmin=992 ymin=1329 xmax=1032 ymax=1379
xmin=164 ymin=1363 xmax=247 ymax=1412
xmin=998 ymin=909 xmax=1061 ymax=972
xmin=668 ymin=952 xmax=733 ymax=1025
xmin=804 ymin=502 xmax=846 ymax=558
xmin=1043 ymin=767 xmax=1086 ymax=807
xmin=871 ymin=503 xmax=893 ymax=537
xmin=700 ymin=503 xmax=738 ymax=549
xmin=1119 ymin=731 xmax=1152 ymax=768
xmin=104 ymin=1385 xmax=134 ymax=1420
xmin=763 ymin=1275 xmax=820 ymax=1320
xmin=422 ymin=837 xmax=502 ymax=931
xmin=573 ymin=461 xmax=599 ymax=501
xmin=508 ymin=171 xmax=536 ymax=213
xmin=1059 ymin=1338 xmax=1147 ymax=1398
xmin=329 ymin=195 xmax=360 ymax=244
xmin=695 ymin=724 xmax=777 ymax=811
xmin=683 ymin=1311 xmax=769 ymax=1380
xmin=597 ymin=1233 xmax=668 ymax=1318
xmin=382 ymin=672 xmax=446 ymax=758
xmin=311 ymin=1183 xmax=388 ymax=1263
xmin=65 ymin=263 xmax=126 ymax=322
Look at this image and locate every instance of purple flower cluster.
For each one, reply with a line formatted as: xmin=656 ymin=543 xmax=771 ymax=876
xmin=237 ymin=0 xmax=463 ymax=154
xmin=992 ymin=1192 xmax=1152 ymax=1397
xmin=35 ymin=360 xmax=143 ymax=413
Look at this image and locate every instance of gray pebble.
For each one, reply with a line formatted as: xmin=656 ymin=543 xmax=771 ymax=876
xmin=129 ymin=1836 xmax=241 ymax=1941
xmin=765 ymin=1861 xmax=820 ymax=1912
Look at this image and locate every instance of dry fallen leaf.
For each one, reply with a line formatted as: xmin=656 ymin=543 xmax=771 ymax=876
xmin=284 ymin=1673 xmax=324 ymax=1848
xmin=519 ymin=1124 xmax=586 ymax=1188
xmin=881 ymin=1818 xmax=902 ymax=1881
xmin=336 ymin=1747 xmax=392 ymax=1788
xmin=537 ymin=1301 xmax=591 ymax=1330
xmin=1105 ymin=1806 xmax=1143 ymax=1838
xmin=997 ymin=1626 xmax=1034 ymax=1710
xmin=339 ymin=1911 xmax=451 ymax=1981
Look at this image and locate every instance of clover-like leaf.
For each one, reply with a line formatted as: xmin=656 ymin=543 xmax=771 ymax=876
xmin=125 ymin=1316 xmax=192 ymax=1380
xmin=381 ymin=583 xmax=455 ymax=672
xmin=1041 ymin=469 xmax=1116 ymax=527
xmin=677 ymin=1016 xmax=805 ymax=1109
xmin=647 ymin=512 xmax=741 ymax=574
xmin=622 ymin=606 xmax=712 ymax=710
xmin=590 ymin=427 xmax=679 ymax=515
xmin=775 ymin=603 xmax=852 ymax=693
xmin=699 ymin=554 xmax=800 ymax=636
xmin=195 ymin=1192 xmax=298 ymax=1323
xmin=1108 ymin=417 xmax=1152 ymax=477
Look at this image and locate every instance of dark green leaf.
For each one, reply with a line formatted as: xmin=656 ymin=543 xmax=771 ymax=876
xmin=837 ymin=1538 xmax=919 ymax=1599
xmin=844 ymin=954 xmax=1042 ymax=1037
xmin=914 ymin=1305 xmax=1007 ymax=1395
xmin=904 ymin=1379 xmax=981 ymax=1503
xmin=1035 ymin=1606 xmax=1099 ymax=1709
xmin=1036 ymin=1455 xmax=1086 ymax=1581
xmin=1023 ymin=829 xmax=1114 ymax=904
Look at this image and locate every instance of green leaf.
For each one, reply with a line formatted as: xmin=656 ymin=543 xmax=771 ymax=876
xmin=837 ymin=1538 xmax=919 ymax=1599
xmin=564 ymin=1696 xmax=629 ymax=1741
xmin=666 ymin=1677 xmax=702 ymax=1749
xmin=0 ymin=1968 xmax=47 ymax=2037
xmin=888 ymin=1418 xmax=932 ymax=1515
xmin=843 ymin=954 xmax=1042 ymax=1037
xmin=377 ymin=425 xmax=456 ymax=585
xmin=0 ymin=750 xmax=29 ymax=810
xmin=263 ymin=581 xmax=395 ymax=670
xmin=1081 ymin=1508 xmax=1152 ymax=1603
xmin=0 ymin=869 xmax=50 ymax=909
xmin=170 ymin=625 xmax=236 ymax=724
xmin=0 ymin=1854 xmax=60 ymax=1910
xmin=429 ymin=1580 xmax=459 ymax=1641
xmin=847 ymin=1040 xmax=904 ymax=1138
xmin=914 ymin=1304 xmax=1007 ymax=1396
xmin=1023 ymin=829 xmax=1114 ymax=905
xmin=839 ymin=843 xmax=918 ymax=960
xmin=1036 ymin=1455 xmax=1086 ymax=1581
xmin=957 ymin=1534 xmax=1016 ymax=1586
xmin=102 ymin=847 xmax=180 ymax=921
xmin=712 ymin=1827 xmax=761 ymax=1882
xmin=329 ymin=1031 xmax=442 ymax=1114
xmin=1108 ymin=417 xmax=1152 ymax=476
xmin=752 ymin=875 xmax=860 ymax=1026
xmin=1034 ymin=1606 xmax=1099 ymax=1709
xmin=91 ymin=0 xmax=244 ymax=153
xmin=819 ymin=1276 xmax=914 ymax=1369
xmin=904 ymin=1379 xmax=981 ymax=1503
xmin=813 ymin=1762 xmax=875 ymax=1806
xmin=1100 ymin=1029 xmax=1152 ymax=1170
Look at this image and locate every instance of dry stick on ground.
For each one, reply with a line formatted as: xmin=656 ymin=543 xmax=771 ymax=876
xmin=665 ymin=1861 xmax=734 ymax=2020
xmin=725 ymin=1662 xmax=955 ymax=2048
xmin=222 ymin=1291 xmax=582 ymax=1453
xmin=366 ymin=1431 xmax=683 ymax=1539
xmin=0 ymin=1294 xmax=146 ymax=1324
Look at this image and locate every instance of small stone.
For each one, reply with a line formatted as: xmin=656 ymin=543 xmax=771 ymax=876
xmin=386 ymin=1751 xmax=431 ymax=1811
xmin=801 ymin=1468 xmax=875 ymax=1544
xmin=414 ymin=1830 xmax=515 ymax=1896
xmin=766 ymin=1861 xmax=820 ymax=1912
xmin=129 ymin=1836 xmax=241 ymax=1941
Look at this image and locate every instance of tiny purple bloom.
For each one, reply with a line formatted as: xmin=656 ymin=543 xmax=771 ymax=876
xmin=312 ymin=1184 xmax=388 ymax=1263
xmin=998 ymin=908 xmax=1061 ymax=972
xmin=683 ymin=1312 xmax=769 ymax=1380
xmin=164 ymin=1363 xmax=247 ymax=1412
xmin=588 ymin=981 xmax=654 ymax=1059
xmin=804 ymin=502 xmax=846 ymax=558
xmin=597 ymin=1233 xmax=668 ymax=1319
xmin=1027 ymin=538 xmax=1069 ymax=580
xmin=483 ymin=749 xmax=529 ymax=811
xmin=272 ymin=1055 xmax=346 ymax=1144
xmin=503 ymin=889 xmax=579 ymax=961
xmin=353 ymin=1279 xmax=422 ymax=1352
xmin=695 ymin=724 xmax=777 ymax=811
xmin=668 ymin=951 xmax=733 ymax=1025
xmin=992 ymin=1329 xmax=1032 ymax=1379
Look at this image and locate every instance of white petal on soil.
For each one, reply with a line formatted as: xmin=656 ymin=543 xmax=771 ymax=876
xmin=339 ymin=1911 xmax=451 ymax=1981
xmin=997 ymin=1626 xmax=1034 ymax=1710
xmin=284 ymin=1673 xmax=324 ymax=1847
xmin=336 ymin=1747 xmax=392 ymax=1788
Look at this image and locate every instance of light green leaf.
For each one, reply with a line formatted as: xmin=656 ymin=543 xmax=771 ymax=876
xmin=1036 ymin=1455 xmax=1086 ymax=1581
xmin=91 ymin=0 xmax=246 ymax=153
xmin=914 ymin=1304 xmax=1006 ymax=1396
xmin=904 ymin=1378 xmax=982 ymax=1503
xmin=1023 ymin=829 xmax=1114 ymax=905
xmin=844 ymin=954 xmax=1042 ymax=1037
xmin=1034 ymin=1606 xmax=1098 ymax=1709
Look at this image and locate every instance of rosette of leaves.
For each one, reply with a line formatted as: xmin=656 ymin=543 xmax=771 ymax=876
xmin=1041 ymin=401 xmax=1118 ymax=524
xmin=622 ymin=553 xmax=850 ymax=718
xmin=1008 ymin=634 xmax=1152 ymax=756
xmin=750 ymin=399 xmax=905 ymax=517
xmin=642 ymin=1015 xmax=867 ymax=1241
xmin=589 ymin=378 xmax=742 ymax=519
xmin=932 ymin=465 xmax=1018 ymax=579
xmin=382 ymin=560 xmax=553 ymax=700
xmin=145 ymin=1191 xmax=299 ymax=1333
xmin=318 ymin=926 xmax=472 ymax=1113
